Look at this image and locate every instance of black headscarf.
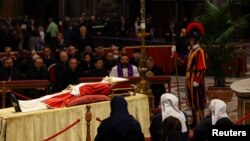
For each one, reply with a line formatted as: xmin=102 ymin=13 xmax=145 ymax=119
xmin=109 ymin=96 xmax=137 ymax=136
xmin=94 ymin=95 xmax=144 ymax=141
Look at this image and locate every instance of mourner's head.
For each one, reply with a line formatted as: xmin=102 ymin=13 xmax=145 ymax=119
xmin=106 ymin=52 xmax=114 ymax=61
xmin=79 ymin=25 xmax=87 ymax=37
xmin=209 ymin=99 xmax=228 ymax=125
xmin=110 ymin=95 xmax=128 ymax=116
xmin=132 ymin=48 xmax=141 ymax=60
xmin=186 ymin=22 xmax=205 ymax=46
xmin=3 ymin=57 xmax=13 ymax=69
xmin=180 ymin=28 xmax=187 ymax=37
xmin=120 ymin=54 xmax=129 ymax=66
xmin=34 ymin=58 xmax=44 ymax=69
xmin=59 ymin=51 xmax=68 ymax=63
xmin=57 ymin=32 xmax=64 ymax=41
xmin=93 ymin=57 xmax=104 ymax=70
xmin=43 ymin=47 xmax=51 ymax=57
xmin=146 ymin=56 xmax=154 ymax=70
xmin=67 ymin=45 xmax=77 ymax=55
xmin=68 ymin=58 xmax=78 ymax=71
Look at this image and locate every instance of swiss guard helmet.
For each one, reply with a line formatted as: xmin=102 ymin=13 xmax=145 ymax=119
xmin=186 ymin=21 xmax=205 ymax=41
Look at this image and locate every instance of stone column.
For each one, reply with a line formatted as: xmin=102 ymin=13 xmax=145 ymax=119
xmin=58 ymin=0 xmax=65 ymax=20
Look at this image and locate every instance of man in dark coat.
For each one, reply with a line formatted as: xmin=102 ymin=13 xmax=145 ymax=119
xmin=88 ymin=57 xmax=108 ymax=77
xmin=51 ymin=51 xmax=69 ymax=92
xmin=63 ymin=58 xmax=83 ymax=87
xmin=146 ymin=56 xmax=166 ymax=108
xmin=0 ymin=57 xmax=24 ymax=107
xmin=76 ymin=25 xmax=93 ymax=54
xmin=26 ymin=58 xmax=50 ymax=98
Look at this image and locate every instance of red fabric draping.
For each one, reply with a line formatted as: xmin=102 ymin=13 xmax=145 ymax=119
xmin=124 ymin=45 xmax=174 ymax=74
xmin=43 ymin=92 xmax=74 ymax=108
xmin=43 ymin=83 xmax=111 ymax=108
xmin=79 ymin=83 xmax=111 ymax=95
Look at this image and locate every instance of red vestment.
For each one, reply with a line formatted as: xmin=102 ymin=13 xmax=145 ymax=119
xmin=43 ymin=83 xmax=110 ymax=108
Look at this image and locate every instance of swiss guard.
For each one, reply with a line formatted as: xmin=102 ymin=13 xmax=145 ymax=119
xmin=185 ymin=21 xmax=207 ymax=127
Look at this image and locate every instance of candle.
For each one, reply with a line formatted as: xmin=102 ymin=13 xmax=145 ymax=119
xmin=141 ymin=23 xmax=146 ymax=30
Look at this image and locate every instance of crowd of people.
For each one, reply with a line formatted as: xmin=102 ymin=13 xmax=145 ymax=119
xmin=0 ymin=45 xmax=154 ymax=104
xmin=0 ymin=14 xmax=157 ymax=53
xmin=0 ymin=15 xmax=172 ymax=108
xmin=93 ymin=93 xmax=234 ymax=141
xmin=0 ymin=14 xmax=238 ymax=141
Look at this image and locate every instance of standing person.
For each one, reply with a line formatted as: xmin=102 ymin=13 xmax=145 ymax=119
xmin=77 ymin=25 xmax=93 ymax=54
xmin=185 ymin=22 xmax=206 ymax=127
xmin=134 ymin=16 xmax=141 ymax=35
xmin=146 ymin=56 xmax=166 ymax=108
xmin=118 ymin=16 xmax=128 ymax=38
xmin=45 ymin=18 xmax=59 ymax=52
xmin=172 ymin=28 xmax=189 ymax=75
xmin=94 ymin=96 xmax=145 ymax=141
xmin=55 ymin=32 xmax=68 ymax=60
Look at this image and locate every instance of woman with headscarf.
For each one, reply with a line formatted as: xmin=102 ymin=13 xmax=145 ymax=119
xmin=149 ymin=93 xmax=188 ymax=141
xmin=210 ymin=99 xmax=233 ymax=125
xmin=94 ymin=96 xmax=145 ymax=141
xmin=193 ymin=99 xmax=233 ymax=141
xmin=162 ymin=116 xmax=186 ymax=141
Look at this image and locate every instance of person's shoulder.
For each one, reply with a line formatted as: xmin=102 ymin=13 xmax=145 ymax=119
xmin=216 ymin=117 xmax=233 ymax=125
xmin=150 ymin=113 xmax=162 ymax=130
xmin=111 ymin=65 xmax=118 ymax=70
xmin=152 ymin=65 xmax=164 ymax=74
xmin=98 ymin=117 xmax=112 ymax=129
xmin=194 ymin=116 xmax=212 ymax=130
xmin=152 ymin=113 xmax=162 ymax=121
xmin=131 ymin=65 xmax=138 ymax=70
xmin=168 ymin=131 xmax=188 ymax=141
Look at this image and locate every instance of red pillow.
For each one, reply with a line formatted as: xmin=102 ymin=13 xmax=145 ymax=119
xmin=66 ymin=95 xmax=110 ymax=107
xmin=110 ymin=83 xmax=135 ymax=94
xmin=110 ymin=83 xmax=134 ymax=90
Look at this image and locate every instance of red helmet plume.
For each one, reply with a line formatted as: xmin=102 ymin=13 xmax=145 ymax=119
xmin=186 ymin=22 xmax=205 ymax=40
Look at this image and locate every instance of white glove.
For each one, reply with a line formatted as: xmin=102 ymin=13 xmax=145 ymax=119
xmin=171 ymin=45 xmax=176 ymax=52
xmin=193 ymin=81 xmax=199 ymax=87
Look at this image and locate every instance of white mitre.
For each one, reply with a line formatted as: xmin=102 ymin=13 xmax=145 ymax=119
xmin=101 ymin=76 xmax=129 ymax=84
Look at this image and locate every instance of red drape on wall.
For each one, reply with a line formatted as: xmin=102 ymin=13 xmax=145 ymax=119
xmin=124 ymin=45 xmax=175 ymax=74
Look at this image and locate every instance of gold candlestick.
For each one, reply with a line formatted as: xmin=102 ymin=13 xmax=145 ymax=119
xmin=135 ymin=0 xmax=153 ymax=116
